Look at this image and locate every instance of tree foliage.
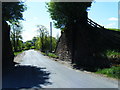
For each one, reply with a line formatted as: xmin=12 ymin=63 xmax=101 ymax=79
xmin=37 ymin=25 xmax=49 ymax=51
xmin=10 ymin=24 xmax=23 ymax=52
xmin=2 ymin=0 xmax=27 ymax=69
xmin=3 ymin=1 xmax=27 ymax=52
xmin=35 ymin=25 xmax=57 ymax=52
xmin=24 ymin=40 xmax=33 ymax=50
xmin=46 ymin=2 xmax=92 ymax=29
xmin=35 ymin=37 xmax=42 ymax=50
xmin=35 ymin=36 xmax=57 ymax=52
xmin=32 ymin=37 xmax=37 ymax=46
xmin=2 ymin=1 xmax=27 ymax=23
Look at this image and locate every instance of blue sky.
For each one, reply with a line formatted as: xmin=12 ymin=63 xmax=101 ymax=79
xmin=21 ymin=1 xmax=60 ymax=42
xmin=21 ymin=1 xmax=118 ymax=42
xmin=88 ymin=2 xmax=118 ymax=28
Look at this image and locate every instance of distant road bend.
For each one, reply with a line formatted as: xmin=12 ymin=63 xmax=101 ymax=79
xmin=3 ymin=50 xmax=118 ymax=88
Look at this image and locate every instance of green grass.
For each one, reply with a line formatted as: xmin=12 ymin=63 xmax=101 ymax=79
xmin=96 ymin=66 xmax=120 ymax=79
xmin=40 ymin=51 xmax=58 ymax=58
xmin=14 ymin=51 xmax=23 ymax=56
xmin=41 ymin=52 xmax=47 ymax=56
xmin=47 ymin=53 xmax=58 ymax=58
xmin=107 ymin=28 xmax=120 ymax=31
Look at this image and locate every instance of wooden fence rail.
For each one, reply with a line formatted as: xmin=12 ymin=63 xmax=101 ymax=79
xmin=87 ymin=18 xmax=104 ymax=29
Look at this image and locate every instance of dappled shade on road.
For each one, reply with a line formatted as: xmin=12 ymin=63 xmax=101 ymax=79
xmin=2 ymin=65 xmax=52 ymax=89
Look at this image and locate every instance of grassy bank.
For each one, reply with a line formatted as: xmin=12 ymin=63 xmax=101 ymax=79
xmin=96 ymin=66 xmax=120 ymax=79
xmin=108 ymin=28 xmax=120 ymax=31
xmin=96 ymin=50 xmax=120 ymax=79
xmin=47 ymin=53 xmax=58 ymax=58
xmin=41 ymin=52 xmax=58 ymax=58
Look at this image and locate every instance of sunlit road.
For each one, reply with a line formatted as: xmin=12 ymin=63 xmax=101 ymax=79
xmin=3 ymin=50 xmax=118 ymax=89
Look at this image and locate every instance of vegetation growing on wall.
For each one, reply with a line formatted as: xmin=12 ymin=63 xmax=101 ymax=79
xmin=46 ymin=2 xmax=120 ymax=71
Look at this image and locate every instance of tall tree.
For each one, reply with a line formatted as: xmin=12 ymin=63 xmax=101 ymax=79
xmin=35 ymin=37 xmax=42 ymax=50
xmin=10 ymin=24 xmax=23 ymax=52
xmin=2 ymin=1 xmax=27 ymax=70
xmin=46 ymin=2 xmax=92 ymax=29
xmin=46 ymin=2 xmax=92 ymax=60
xmin=37 ymin=25 xmax=49 ymax=52
xmin=32 ymin=37 xmax=37 ymax=46
xmin=24 ymin=40 xmax=32 ymax=50
xmin=46 ymin=2 xmax=111 ymax=70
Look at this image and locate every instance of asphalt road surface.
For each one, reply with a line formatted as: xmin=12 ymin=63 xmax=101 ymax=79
xmin=3 ymin=50 xmax=118 ymax=89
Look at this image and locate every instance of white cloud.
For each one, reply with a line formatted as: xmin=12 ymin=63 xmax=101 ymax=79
xmin=108 ymin=17 xmax=118 ymax=21
xmin=105 ymin=23 xmax=117 ymax=28
xmin=22 ymin=27 xmax=38 ymax=42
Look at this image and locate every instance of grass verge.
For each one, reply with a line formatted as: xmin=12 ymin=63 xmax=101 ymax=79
xmin=41 ymin=52 xmax=58 ymax=58
xmin=96 ymin=66 xmax=120 ymax=79
xmin=47 ymin=53 xmax=58 ymax=58
xmin=41 ymin=52 xmax=47 ymax=56
xmin=107 ymin=28 xmax=120 ymax=31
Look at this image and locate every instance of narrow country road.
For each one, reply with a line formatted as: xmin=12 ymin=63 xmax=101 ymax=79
xmin=3 ymin=50 xmax=118 ymax=89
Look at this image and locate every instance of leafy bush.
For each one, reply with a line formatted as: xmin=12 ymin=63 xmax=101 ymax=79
xmin=96 ymin=66 xmax=120 ymax=79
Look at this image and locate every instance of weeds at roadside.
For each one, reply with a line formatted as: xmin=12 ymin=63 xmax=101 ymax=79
xmin=96 ymin=66 xmax=120 ymax=79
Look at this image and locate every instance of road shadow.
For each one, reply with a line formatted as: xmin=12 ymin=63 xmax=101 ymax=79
xmin=2 ymin=65 xmax=52 ymax=89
